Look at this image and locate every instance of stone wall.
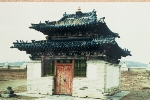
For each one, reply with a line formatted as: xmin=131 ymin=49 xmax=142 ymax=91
xmin=0 ymin=69 xmax=27 ymax=80
xmin=0 ymin=66 xmax=26 ymax=69
xmin=121 ymin=68 xmax=150 ymax=91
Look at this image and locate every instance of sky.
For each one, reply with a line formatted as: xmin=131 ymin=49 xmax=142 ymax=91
xmin=0 ymin=2 xmax=150 ymax=64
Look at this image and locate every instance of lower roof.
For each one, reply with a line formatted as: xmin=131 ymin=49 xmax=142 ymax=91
xmin=11 ymin=36 xmax=131 ymax=62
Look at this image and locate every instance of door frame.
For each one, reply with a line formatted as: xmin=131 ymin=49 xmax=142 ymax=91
xmin=54 ymin=59 xmax=74 ymax=95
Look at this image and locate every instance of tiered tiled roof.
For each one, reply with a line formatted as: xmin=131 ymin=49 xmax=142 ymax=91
xmin=11 ymin=8 xmax=131 ymax=64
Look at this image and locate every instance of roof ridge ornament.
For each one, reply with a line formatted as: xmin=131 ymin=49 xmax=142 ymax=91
xmin=78 ymin=7 xmax=81 ymax=11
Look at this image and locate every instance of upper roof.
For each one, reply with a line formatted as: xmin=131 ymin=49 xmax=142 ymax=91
xmin=30 ymin=9 xmax=97 ymax=29
xmin=29 ymin=8 xmax=120 ymax=38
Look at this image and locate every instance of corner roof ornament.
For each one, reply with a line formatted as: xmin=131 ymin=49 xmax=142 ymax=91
xmin=63 ymin=12 xmax=66 ymax=16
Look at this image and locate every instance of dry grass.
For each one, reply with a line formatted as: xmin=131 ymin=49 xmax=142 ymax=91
xmin=0 ymin=80 xmax=26 ymax=94
xmin=0 ymin=80 xmax=37 ymax=100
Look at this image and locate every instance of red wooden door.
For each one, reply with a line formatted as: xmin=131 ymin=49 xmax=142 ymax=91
xmin=55 ymin=60 xmax=74 ymax=95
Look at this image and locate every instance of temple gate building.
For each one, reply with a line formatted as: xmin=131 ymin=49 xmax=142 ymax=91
xmin=11 ymin=8 xmax=131 ymax=98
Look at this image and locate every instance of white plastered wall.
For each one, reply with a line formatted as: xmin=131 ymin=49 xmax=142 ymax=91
xmin=27 ymin=59 xmax=120 ymax=97
xmin=104 ymin=63 xmax=121 ymax=95
xmin=72 ymin=60 xmax=121 ymax=98
xmin=27 ymin=60 xmax=54 ymax=95
xmin=72 ymin=60 xmax=105 ymax=98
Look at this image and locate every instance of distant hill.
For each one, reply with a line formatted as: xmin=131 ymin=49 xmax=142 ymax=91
xmin=119 ymin=61 xmax=148 ymax=67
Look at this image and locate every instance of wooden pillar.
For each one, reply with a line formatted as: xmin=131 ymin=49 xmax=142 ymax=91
xmin=41 ymin=56 xmax=44 ymax=77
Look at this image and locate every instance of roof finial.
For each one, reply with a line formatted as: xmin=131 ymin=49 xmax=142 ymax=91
xmin=78 ymin=7 xmax=81 ymax=11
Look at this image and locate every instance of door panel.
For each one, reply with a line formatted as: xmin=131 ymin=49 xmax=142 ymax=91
xmin=55 ymin=60 xmax=74 ymax=95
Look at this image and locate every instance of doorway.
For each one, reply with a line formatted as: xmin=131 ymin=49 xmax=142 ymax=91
xmin=54 ymin=59 xmax=74 ymax=95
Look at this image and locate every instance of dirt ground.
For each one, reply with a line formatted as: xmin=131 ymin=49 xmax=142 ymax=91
xmin=0 ymin=80 xmax=37 ymax=100
xmin=0 ymin=80 xmax=150 ymax=100
xmin=121 ymin=90 xmax=150 ymax=100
